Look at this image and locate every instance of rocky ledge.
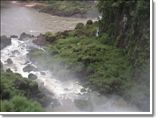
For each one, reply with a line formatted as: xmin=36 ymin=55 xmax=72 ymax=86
xmin=0 ymin=35 xmax=11 ymax=50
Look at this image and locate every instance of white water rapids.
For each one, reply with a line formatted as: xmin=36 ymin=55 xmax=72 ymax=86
xmin=1 ymin=1 xmax=142 ymax=112
xmin=1 ymin=38 xmax=140 ymax=112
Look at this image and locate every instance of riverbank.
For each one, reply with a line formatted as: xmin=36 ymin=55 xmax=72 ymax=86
xmin=10 ymin=0 xmax=99 ymax=18
xmin=1 ymin=1 xmax=90 ymax=36
xmin=1 ymin=0 xmax=150 ymax=112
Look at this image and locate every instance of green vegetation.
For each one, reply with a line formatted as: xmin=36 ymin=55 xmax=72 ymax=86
xmin=97 ymin=0 xmax=150 ymax=68
xmin=29 ymin=1 xmax=150 ymax=98
xmin=1 ymin=0 xmax=149 ymax=111
xmin=0 ymin=70 xmax=43 ymax=112
xmin=29 ymin=21 xmax=132 ymax=94
xmin=1 ymin=96 xmax=43 ymax=112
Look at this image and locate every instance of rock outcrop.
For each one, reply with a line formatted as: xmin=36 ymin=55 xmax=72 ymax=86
xmin=23 ymin=64 xmax=38 ymax=72
xmin=0 ymin=35 xmax=11 ymax=50
xmin=32 ymin=34 xmax=47 ymax=46
xmin=28 ymin=73 xmax=38 ymax=80
xmin=19 ymin=32 xmax=34 ymax=40
xmin=6 ymin=58 xmax=13 ymax=64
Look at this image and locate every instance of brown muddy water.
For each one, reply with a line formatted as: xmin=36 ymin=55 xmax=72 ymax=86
xmin=1 ymin=1 xmax=141 ymax=112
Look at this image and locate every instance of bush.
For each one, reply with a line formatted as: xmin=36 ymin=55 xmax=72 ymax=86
xmin=0 ymin=71 xmax=44 ymax=112
xmin=99 ymin=33 xmax=110 ymax=44
xmin=75 ymin=23 xmax=84 ymax=29
xmin=86 ymin=20 xmax=93 ymax=25
xmin=1 ymin=96 xmax=43 ymax=112
xmin=45 ymin=32 xmax=56 ymax=42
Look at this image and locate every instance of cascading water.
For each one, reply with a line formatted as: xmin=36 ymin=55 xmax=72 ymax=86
xmin=1 ymin=1 xmax=141 ymax=112
xmin=1 ymin=37 xmax=140 ymax=112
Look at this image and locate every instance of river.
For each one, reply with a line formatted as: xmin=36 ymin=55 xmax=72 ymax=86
xmin=1 ymin=1 xmax=140 ymax=112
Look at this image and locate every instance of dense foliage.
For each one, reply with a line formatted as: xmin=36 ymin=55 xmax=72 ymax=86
xmin=1 ymin=0 xmax=150 ymax=112
xmin=29 ymin=21 xmax=132 ymax=94
xmin=97 ymin=0 xmax=150 ymax=68
xmin=0 ymin=70 xmax=43 ymax=112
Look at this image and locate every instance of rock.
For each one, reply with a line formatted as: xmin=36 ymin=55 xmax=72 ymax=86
xmin=32 ymin=34 xmax=47 ymax=46
xmin=19 ymin=32 xmax=34 ymax=40
xmin=11 ymin=50 xmax=20 ymax=55
xmin=6 ymin=58 xmax=13 ymax=64
xmin=6 ymin=68 xmax=12 ymax=73
xmin=0 ymin=35 xmax=11 ymax=50
xmin=81 ymin=88 xmax=86 ymax=92
xmin=40 ymin=71 xmax=46 ymax=75
xmin=23 ymin=64 xmax=38 ymax=72
xmin=10 ymin=35 xmax=18 ymax=38
xmin=1 ymin=61 xmax=3 ymax=70
xmin=28 ymin=73 xmax=37 ymax=80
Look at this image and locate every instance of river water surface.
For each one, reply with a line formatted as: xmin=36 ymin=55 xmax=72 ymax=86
xmin=1 ymin=1 xmax=140 ymax=112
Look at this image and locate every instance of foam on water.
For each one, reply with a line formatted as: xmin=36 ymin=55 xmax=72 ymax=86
xmin=1 ymin=38 xmax=140 ymax=112
xmin=1 ymin=38 xmax=85 ymax=101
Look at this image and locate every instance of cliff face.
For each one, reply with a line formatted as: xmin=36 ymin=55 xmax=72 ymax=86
xmin=98 ymin=0 xmax=150 ymax=68
xmin=97 ymin=0 xmax=150 ymax=111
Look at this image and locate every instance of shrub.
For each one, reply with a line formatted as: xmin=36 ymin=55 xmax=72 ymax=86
xmin=1 ymin=71 xmax=44 ymax=112
xmin=86 ymin=20 xmax=93 ymax=25
xmin=1 ymin=96 xmax=43 ymax=112
xmin=75 ymin=23 xmax=84 ymax=29
xmin=45 ymin=32 xmax=56 ymax=42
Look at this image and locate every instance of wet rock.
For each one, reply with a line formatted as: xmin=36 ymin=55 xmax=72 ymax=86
xmin=23 ymin=64 xmax=38 ymax=72
xmin=6 ymin=58 xmax=13 ymax=64
xmin=1 ymin=61 xmax=3 ymax=70
xmin=19 ymin=32 xmax=34 ymax=40
xmin=81 ymin=88 xmax=86 ymax=92
xmin=32 ymin=34 xmax=47 ymax=46
xmin=6 ymin=68 xmax=12 ymax=73
xmin=28 ymin=73 xmax=37 ymax=80
xmin=0 ymin=35 xmax=11 ymax=50
xmin=40 ymin=71 xmax=46 ymax=75
xmin=10 ymin=35 xmax=18 ymax=38
xmin=11 ymin=50 xmax=20 ymax=55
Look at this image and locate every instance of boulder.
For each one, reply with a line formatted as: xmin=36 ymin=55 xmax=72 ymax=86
xmin=0 ymin=35 xmax=11 ymax=50
xmin=40 ymin=71 xmax=46 ymax=75
xmin=6 ymin=58 xmax=13 ymax=64
xmin=10 ymin=35 xmax=18 ymax=38
xmin=81 ymin=88 xmax=86 ymax=92
xmin=19 ymin=32 xmax=34 ymax=40
xmin=23 ymin=64 xmax=38 ymax=72
xmin=28 ymin=73 xmax=38 ymax=80
xmin=11 ymin=50 xmax=20 ymax=55
xmin=32 ymin=34 xmax=47 ymax=46
xmin=1 ymin=61 xmax=3 ymax=70
xmin=6 ymin=68 xmax=12 ymax=73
